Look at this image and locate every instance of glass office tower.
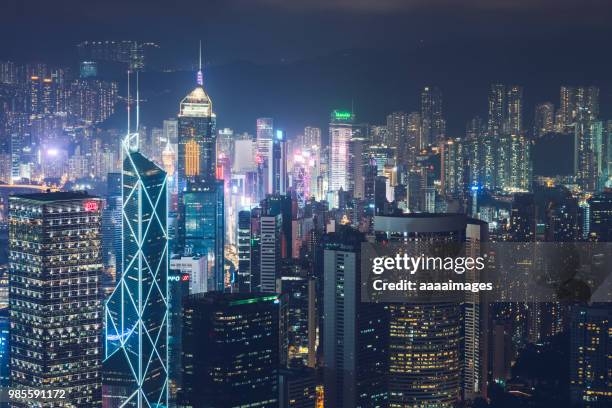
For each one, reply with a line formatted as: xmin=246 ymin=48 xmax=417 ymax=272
xmin=183 ymin=180 xmax=225 ymax=291
xmin=104 ymin=131 xmax=169 ymax=408
xmin=176 ymin=61 xmax=217 ymax=256
xmin=179 ymin=292 xmax=280 ymax=407
xmin=9 ymin=191 xmax=103 ymax=406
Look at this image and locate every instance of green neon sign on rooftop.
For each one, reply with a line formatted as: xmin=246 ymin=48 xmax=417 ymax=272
xmin=332 ymin=110 xmax=353 ymax=121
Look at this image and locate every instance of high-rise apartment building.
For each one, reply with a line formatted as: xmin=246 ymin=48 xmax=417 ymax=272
xmin=570 ymin=305 xmax=611 ymax=407
xmin=441 ymin=138 xmax=466 ymax=197
xmin=509 ymin=193 xmax=536 ymax=242
xmin=575 ymin=120 xmax=602 ymax=192
xmin=421 ymin=86 xmax=445 ymax=145
xmin=386 ymin=111 xmax=408 ymax=153
xmin=488 ymin=84 xmax=506 ymax=138
xmin=588 ymin=190 xmax=612 ymax=241
xmin=557 ymin=86 xmax=600 ymax=132
xmin=506 ymin=85 xmax=523 ymax=135
xmin=534 ymin=102 xmax=555 ymax=137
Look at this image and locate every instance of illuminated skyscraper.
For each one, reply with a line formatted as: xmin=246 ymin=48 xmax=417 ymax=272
xmin=348 ymin=126 xmax=367 ymax=199
xmin=273 ymin=129 xmax=287 ymax=195
xmin=558 ymin=86 xmax=575 ymax=132
xmin=570 ymin=305 xmax=611 ymax=407
xmin=161 ymin=140 xmax=175 ymax=177
xmin=163 ymin=119 xmax=178 ymax=144
xmin=183 ymin=181 xmax=225 ymax=291
xmin=278 ymin=271 xmax=316 ymax=368
xmin=29 ymin=75 xmax=56 ymax=115
xmin=292 ymin=149 xmax=313 ymax=207
xmin=534 ymin=102 xmax=555 ymax=137
xmin=104 ymin=79 xmax=169 ymax=407
xmin=575 ymin=120 xmax=602 ymax=192
xmin=68 ymin=78 xmax=118 ymax=124
xmin=509 ymin=193 xmax=536 ymax=241
xmin=488 ymin=84 xmax=506 ymax=138
xmin=0 ymin=307 xmax=7 ymax=387
xmin=256 ymin=118 xmax=274 ymax=194
xmin=441 ymin=138 xmax=466 ymax=197
xmin=260 ymin=213 xmax=282 ymax=292
xmin=177 ymin=67 xmax=216 ymax=187
xmin=506 ymin=85 xmax=523 ymax=135
xmin=465 ymin=116 xmax=486 ymax=188
xmin=463 ymin=220 xmax=488 ymax=400
xmin=322 ymin=226 xmax=388 ymax=408
xmin=588 ymin=190 xmax=612 ymax=241
xmin=9 ymin=192 xmax=103 ymax=406
xmin=180 ymin=293 xmax=280 ymax=407
xmin=217 ymin=127 xmax=234 ymax=160
xmin=103 ymin=172 xmax=123 ymax=283
xmin=575 ymin=86 xmax=599 ymax=122
xmin=421 ymin=86 xmax=445 ymax=145
xmin=374 ymin=214 xmax=487 ymax=407
xmin=237 ymin=210 xmax=252 ymax=292
xmin=176 ymin=45 xmax=218 ymax=256
xmin=329 ymin=110 xmax=354 ymax=204
xmin=407 ymin=111 xmax=422 ymax=158
xmin=485 ymin=84 xmax=532 ymax=192
xmin=303 ymin=126 xmax=321 ymax=150
xmin=386 ymin=111 xmax=408 ymax=154
xmin=497 ymin=133 xmax=531 ymax=192
xmin=557 ymin=86 xmax=600 ymax=132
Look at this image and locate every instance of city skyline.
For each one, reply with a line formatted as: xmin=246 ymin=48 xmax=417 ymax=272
xmin=1 ymin=2 xmax=611 ymax=407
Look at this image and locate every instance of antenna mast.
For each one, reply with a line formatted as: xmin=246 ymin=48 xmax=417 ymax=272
xmin=197 ymin=40 xmax=204 ymax=86
xmin=127 ymin=70 xmax=131 ymax=134
xmin=136 ymin=71 xmax=140 ymax=132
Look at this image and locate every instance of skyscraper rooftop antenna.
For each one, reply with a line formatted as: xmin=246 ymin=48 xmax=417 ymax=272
xmin=197 ymin=40 xmax=204 ymax=86
xmin=125 ymin=70 xmax=139 ymax=151
xmin=136 ymin=71 xmax=140 ymax=133
xmin=127 ymin=70 xmax=131 ymax=134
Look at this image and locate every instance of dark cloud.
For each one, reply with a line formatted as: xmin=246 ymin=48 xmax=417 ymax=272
xmin=1 ymin=0 xmax=611 ymax=63
xmin=3 ymin=0 xmax=611 ymax=20
xmin=232 ymin=0 xmax=611 ymax=17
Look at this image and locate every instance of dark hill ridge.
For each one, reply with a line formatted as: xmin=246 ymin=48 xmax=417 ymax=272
xmin=102 ymin=43 xmax=612 ymax=138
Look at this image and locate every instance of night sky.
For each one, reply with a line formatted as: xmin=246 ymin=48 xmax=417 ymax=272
xmin=2 ymin=0 xmax=612 ymax=136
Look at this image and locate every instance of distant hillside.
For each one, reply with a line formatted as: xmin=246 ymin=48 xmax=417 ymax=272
xmin=102 ymin=44 xmax=612 ymax=139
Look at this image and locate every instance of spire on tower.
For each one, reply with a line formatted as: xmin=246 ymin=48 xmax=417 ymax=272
xmin=197 ymin=40 xmax=204 ymax=86
xmin=136 ymin=71 xmax=140 ymax=132
xmin=127 ymin=70 xmax=131 ymax=134
xmin=124 ymin=70 xmax=139 ymax=152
